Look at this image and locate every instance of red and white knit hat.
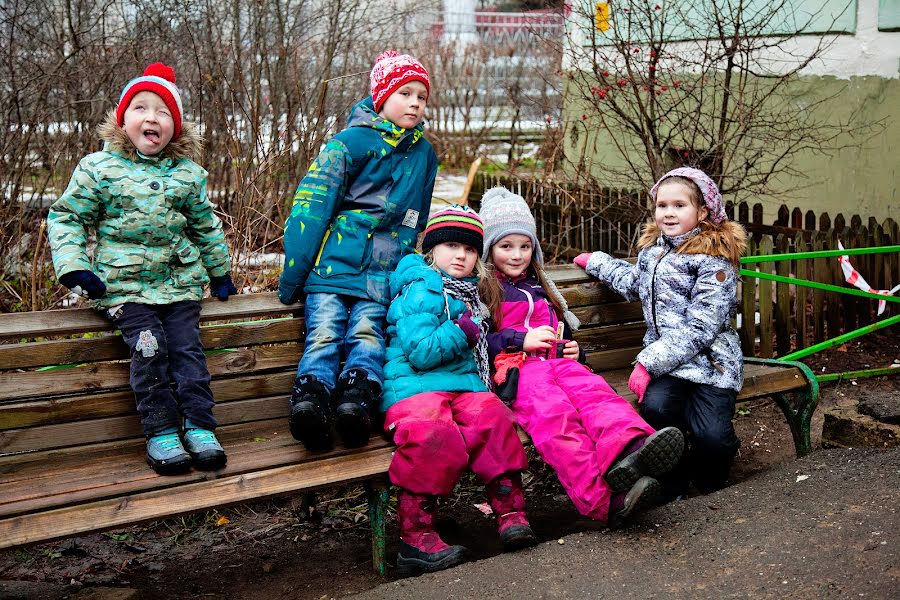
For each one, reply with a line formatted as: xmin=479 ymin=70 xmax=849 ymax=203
xmin=369 ymin=50 xmax=430 ymax=113
xmin=116 ymin=63 xmax=184 ymax=139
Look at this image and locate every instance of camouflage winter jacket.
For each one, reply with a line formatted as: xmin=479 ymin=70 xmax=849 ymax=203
xmin=48 ymin=112 xmax=231 ymax=309
xmin=278 ymin=97 xmax=438 ymax=306
xmin=584 ymin=226 xmax=744 ymax=391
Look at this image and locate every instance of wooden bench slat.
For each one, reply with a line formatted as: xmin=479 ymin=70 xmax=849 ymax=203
xmin=0 ymin=394 xmax=295 ymax=454
xmin=0 ymin=319 xmax=304 ymax=370
xmin=0 ymin=343 xmax=302 ymax=402
xmin=0 ymin=292 xmax=302 ymax=341
xmin=0 ymin=422 xmax=392 ymax=521
xmin=572 ymin=302 xmax=644 ymax=327
xmin=0 ymin=371 xmax=296 ymax=431
xmin=0 ymin=446 xmax=393 ymax=549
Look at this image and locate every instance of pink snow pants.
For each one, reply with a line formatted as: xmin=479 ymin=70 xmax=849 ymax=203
xmin=514 ymin=358 xmax=654 ymax=522
xmin=384 ymin=391 xmax=528 ymax=496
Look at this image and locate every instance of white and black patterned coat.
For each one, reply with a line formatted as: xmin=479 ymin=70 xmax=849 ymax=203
xmin=585 ymin=228 xmax=743 ymax=391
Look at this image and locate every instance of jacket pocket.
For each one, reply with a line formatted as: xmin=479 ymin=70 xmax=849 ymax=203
xmin=312 ymin=211 xmax=377 ymax=278
xmin=95 ymin=248 xmax=145 ymax=293
xmin=174 ymin=238 xmax=202 ymax=264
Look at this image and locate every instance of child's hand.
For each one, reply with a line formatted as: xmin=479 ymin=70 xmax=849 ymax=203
xmin=562 ymin=340 xmax=580 ymax=359
xmin=59 ymin=270 xmax=107 ymax=299
xmin=209 ymin=274 xmax=238 ymax=301
xmin=573 ymin=253 xmax=592 ymax=269
xmin=628 ymin=363 xmax=651 ymax=401
xmin=454 ymin=310 xmax=481 ymax=347
xmin=523 ymin=326 xmax=557 ymax=352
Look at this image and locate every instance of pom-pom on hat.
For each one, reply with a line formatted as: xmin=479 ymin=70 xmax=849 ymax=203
xmin=651 ymin=167 xmax=727 ymax=224
xmin=421 ymin=204 xmax=484 ymax=256
xmin=116 ymin=63 xmax=184 ymax=139
xmin=479 ymin=186 xmax=544 ymax=265
xmin=370 ymin=50 xmax=430 ymax=113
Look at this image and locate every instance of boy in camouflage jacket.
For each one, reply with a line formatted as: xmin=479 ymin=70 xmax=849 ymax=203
xmin=48 ymin=63 xmax=237 ymax=475
xmin=278 ymin=50 xmax=438 ymax=452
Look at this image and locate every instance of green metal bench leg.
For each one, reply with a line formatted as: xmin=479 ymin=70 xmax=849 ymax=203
xmin=365 ymin=480 xmax=390 ymax=575
xmin=745 ymin=357 xmax=820 ymax=457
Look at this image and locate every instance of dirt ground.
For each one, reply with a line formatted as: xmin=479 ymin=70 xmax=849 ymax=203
xmin=1 ymin=333 xmax=898 ymax=600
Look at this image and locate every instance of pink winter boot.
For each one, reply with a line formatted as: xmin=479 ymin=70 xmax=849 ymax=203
xmin=396 ymin=489 xmax=467 ymax=576
xmin=486 ymin=473 xmax=538 ymax=551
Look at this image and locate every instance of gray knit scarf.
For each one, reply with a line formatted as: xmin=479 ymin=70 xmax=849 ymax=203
xmin=441 ymin=276 xmax=493 ymax=390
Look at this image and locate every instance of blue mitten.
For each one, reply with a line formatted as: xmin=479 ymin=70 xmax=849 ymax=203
xmin=209 ymin=274 xmax=238 ymax=301
xmin=59 ymin=270 xmax=107 ymax=299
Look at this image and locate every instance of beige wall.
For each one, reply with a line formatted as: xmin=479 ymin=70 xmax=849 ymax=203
xmin=563 ymin=74 xmax=898 ymax=222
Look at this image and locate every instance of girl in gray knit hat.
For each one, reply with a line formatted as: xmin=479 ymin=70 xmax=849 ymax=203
xmin=479 ymin=186 xmax=684 ymax=527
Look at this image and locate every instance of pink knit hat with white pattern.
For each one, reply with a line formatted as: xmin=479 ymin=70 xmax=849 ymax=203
xmin=370 ymin=50 xmax=430 ymax=113
xmin=650 ymin=167 xmax=728 ymax=224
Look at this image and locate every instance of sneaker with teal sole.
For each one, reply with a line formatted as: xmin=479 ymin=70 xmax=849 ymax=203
xmin=182 ymin=421 xmax=227 ymax=470
xmin=146 ymin=431 xmax=192 ymax=475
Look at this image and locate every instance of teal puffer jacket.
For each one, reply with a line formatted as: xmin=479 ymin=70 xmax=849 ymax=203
xmin=381 ymin=254 xmax=488 ymax=412
xmin=278 ymin=97 xmax=439 ymax=306
xmin=48 ymin=112 xmax=231 ymax=309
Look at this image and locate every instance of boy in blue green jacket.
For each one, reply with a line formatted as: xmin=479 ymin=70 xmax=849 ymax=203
xmin=278 ymin=50 xmax=438 ymax=451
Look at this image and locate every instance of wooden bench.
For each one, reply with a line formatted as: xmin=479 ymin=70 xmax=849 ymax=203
xmin=0 ymin=265 xmax=818 ymax=572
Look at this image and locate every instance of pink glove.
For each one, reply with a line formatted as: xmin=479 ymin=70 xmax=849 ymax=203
xmin=628 ymin=363 xmax=651 ymax=402
xmin=574 ymin=253 xmax=592 ymax=269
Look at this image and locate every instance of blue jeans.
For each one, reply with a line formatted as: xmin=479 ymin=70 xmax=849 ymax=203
xmin=297 ymin=293 xmax=387 ymax=391
xmin=108 ymin=301 xmax=217 ymax=437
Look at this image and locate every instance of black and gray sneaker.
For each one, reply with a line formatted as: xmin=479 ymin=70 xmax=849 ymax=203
xmin=333 ymin=368 xmax=379 ymax=448
xmin=182 ymin=420 xmax=227 ymax=470
xmin=288 ymin=374 xmax=334 ymax=452
xmin=605 ymin=427 xmax=685 ymax=492
xmin=608 ymin=476 xmax=663 ymax=529
xmin=146 ymin=429 xmax=192 ymax=475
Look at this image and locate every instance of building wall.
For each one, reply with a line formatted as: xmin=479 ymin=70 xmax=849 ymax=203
xmin=563 ymin=0 xmax=899 ymax=221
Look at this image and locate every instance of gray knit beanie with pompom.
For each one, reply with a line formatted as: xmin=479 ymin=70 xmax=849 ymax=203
xmin=479 ymin=186 xmax=579 ymax=331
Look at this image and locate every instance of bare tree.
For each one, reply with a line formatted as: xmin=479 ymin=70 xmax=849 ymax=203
xmin=562 ymin=0 xmax=875 ymax=204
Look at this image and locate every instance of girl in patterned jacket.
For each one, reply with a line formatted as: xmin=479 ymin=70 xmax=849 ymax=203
xmin=48 ymin=63 xmax=237 ymax=475
xmin=479 ymin=187 xmax=684 ymax=527
xmin=382 ymin=206 xmax=536 ymax=576
xmin=575 ymin=167 xmax=748 ymax=496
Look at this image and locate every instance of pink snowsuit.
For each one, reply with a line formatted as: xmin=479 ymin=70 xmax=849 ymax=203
xmin=384 ymin=391 xmax=528 ymax=495
xmin=489 ymin=271 xmax=655 ymax=522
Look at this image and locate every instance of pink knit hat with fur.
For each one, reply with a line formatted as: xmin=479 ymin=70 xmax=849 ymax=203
xmin=650 ymin=167 xmax=728 ymax=224
xmin=370 ymin=50 xmax=430 ymax=113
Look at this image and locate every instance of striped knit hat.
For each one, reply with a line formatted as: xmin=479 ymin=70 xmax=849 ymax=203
xmin=116 ymin=63 xmax=184 ymax=139
xmin=370 ymin=50 xmax=430 ymax=113
xmin=421 ymin=204 xmax=485 ymax=256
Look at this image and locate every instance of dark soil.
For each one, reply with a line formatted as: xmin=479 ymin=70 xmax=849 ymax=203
xmin=2 ymin=333 xmax=898 ymax=600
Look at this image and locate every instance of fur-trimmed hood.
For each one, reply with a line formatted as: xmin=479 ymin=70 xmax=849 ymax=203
xmin=97 ymin=110 xmax=203 ymax=163
xmin=638 ymin=221 xmax=747 ymax=267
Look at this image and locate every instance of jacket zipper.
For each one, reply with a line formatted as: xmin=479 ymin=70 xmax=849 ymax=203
xmin=519 ymin=282 xmax=535 ymax=329
xmin=650 ymin=246 xmax=673 ymax=338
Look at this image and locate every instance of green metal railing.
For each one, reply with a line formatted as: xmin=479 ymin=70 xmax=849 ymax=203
xmin=739 ymin=245 xmax=900 ymax=381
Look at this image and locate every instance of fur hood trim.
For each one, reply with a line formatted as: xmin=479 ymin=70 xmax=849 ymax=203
xmin=638 ymin=221 xmax=748 ymax=267
xmin=97 ymin=110 xmax=203 ymax=162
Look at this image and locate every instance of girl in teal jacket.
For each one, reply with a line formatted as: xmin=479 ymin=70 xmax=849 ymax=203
xmin=381 ymin=206 xmax=535 ymax=577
